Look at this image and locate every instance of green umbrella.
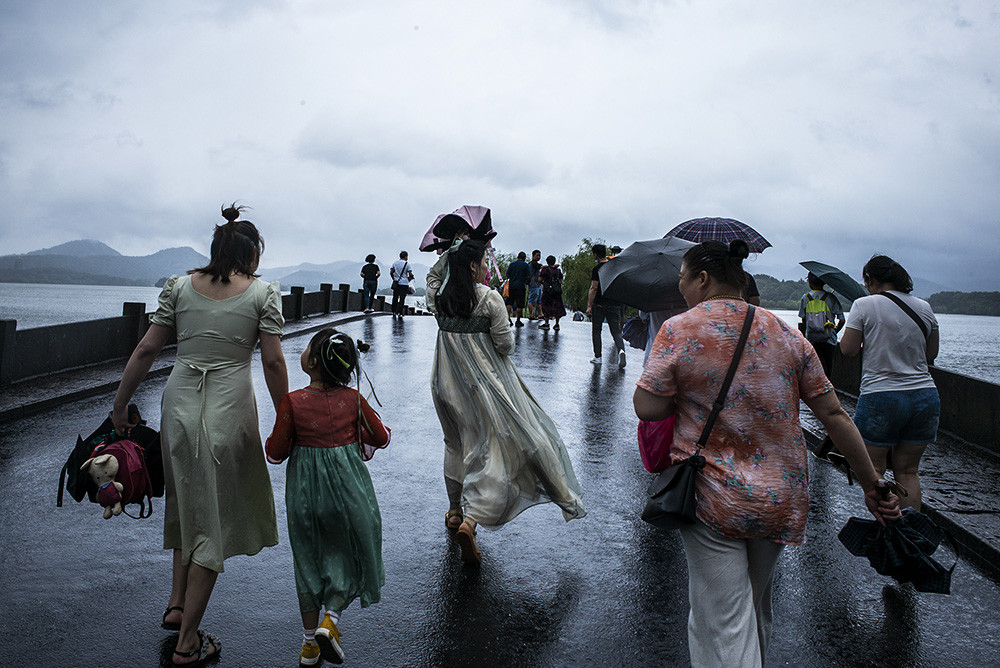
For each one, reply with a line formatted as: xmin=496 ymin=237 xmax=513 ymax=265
xmin=800 ymin=261 xmax=868 ymax=307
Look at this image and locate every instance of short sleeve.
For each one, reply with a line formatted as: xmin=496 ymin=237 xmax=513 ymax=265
xmin=845 ymin=297 xmax=867 ymax=331
xmin=830 ymin=294 xmax=844 ymax=318
xmin=485 ymin=289 xmax=515 ymax=356
xmin=259 ymin=280 xmax=284 ymax=336
xmin=798 ymin=294 xmax=807 ymax=319
xmin=149 ymin=275 xmax=180 ymax=329
xmin=636 ymin=320 xmax=679 ymax=396
xmin=798 ymin=336 xmax=835 ymax=399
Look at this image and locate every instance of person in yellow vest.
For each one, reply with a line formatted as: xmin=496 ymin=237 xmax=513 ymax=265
xmin=798 ymin=272 xmax=845 ymax=376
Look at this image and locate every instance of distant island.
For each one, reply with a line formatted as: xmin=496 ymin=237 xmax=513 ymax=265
xmin=0 ymin=239 xmax=428 ymax=293
xmin=754 ymin=275 xmax=1000 ymax=316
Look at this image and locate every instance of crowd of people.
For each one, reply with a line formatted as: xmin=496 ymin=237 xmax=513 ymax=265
xmin=108 ymin=204 xmax=939 ymax=667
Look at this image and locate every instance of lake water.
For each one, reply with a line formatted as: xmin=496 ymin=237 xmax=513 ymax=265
xmin=1 ymin=283 xmax=998 ymax=385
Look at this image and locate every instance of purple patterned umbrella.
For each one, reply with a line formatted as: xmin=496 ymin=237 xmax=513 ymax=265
xmin=664 ymin=217 xmax=771 ymax=253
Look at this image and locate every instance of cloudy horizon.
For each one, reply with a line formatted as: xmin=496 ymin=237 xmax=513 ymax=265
xmin=2 ymin=1 xmax=998 ymax=291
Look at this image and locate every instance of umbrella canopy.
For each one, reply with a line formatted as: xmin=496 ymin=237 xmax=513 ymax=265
xmin=838 ymin=508 xmax=956 ymax=594
xmin=664 ymin=217 xmax=771 ymax=253
xmin=420 ymin=205 xmax=497 ymax=252
xmin=598 ymin=236 xmax=697 ymax=312
xmin=800 ymin=260 xmax=868 ymax=307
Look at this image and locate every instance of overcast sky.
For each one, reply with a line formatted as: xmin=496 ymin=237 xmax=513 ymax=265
xmin=1 ymin=1 xmax=997 ymax=289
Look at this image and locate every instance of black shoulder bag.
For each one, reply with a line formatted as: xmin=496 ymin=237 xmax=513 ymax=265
xmin=879 ymin=292 xmax=929 ymax=340
xmin=641 ymin=305 xmax=756 ymax=530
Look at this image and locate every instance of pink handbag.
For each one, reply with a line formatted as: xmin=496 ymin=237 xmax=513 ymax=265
xmin=638 ymin=416 xmax=675 ymax=473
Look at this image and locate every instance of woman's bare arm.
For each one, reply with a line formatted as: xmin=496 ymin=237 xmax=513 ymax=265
xmin=259 ymin=333 xmax=289 ymax=409
xmin=112 ymin=324 xmax=172 ymax=433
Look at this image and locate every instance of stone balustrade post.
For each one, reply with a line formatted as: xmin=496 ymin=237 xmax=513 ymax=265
xmin=290 ymin=286 xmax=305 ymax=320
xmin=0 ymin=319 xmax=16 ymax=386
xmin=320 ymin=283 xmax=333 ymax=314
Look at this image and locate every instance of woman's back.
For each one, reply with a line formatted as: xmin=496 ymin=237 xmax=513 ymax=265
xmin=845 ymin=292 xmax=937 ymax=393
xmin=161 ymin=274 xmax=282 ymax=365
xmin=638 ymin=300 xmax=832 ymax=544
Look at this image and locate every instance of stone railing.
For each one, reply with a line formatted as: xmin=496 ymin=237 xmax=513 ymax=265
xmin=0 ymin=283 xmax=402 ymax=386
xmin=828 ymin=348 xmax=999 ymax=455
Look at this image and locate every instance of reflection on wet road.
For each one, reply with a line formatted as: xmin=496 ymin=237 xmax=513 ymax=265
xmin=1 ymin=315 xmax=998 ymax=666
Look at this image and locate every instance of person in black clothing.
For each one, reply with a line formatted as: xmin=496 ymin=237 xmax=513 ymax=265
xmin=506 ymin=251 xmax=531 ymax=327
xmin=360 ymin=254 xmax=380 ymax=313
xmin=586 ymin=244 xmax=626 ymax=368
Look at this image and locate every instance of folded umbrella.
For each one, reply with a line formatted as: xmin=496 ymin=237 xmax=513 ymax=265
xmin=664 ymin=217 xmax=771 ymax=253
xmin=838 ymin=507 xmax=956 ymax=594
xmin=598 ymin=237 xmax=696 ymax=312
xmin=799 ymin=260 xmax=868 ymax=307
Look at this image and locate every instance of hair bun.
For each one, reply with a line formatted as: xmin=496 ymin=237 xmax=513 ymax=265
xmin=221 ymin=202 xmax=242 ymax=223
xmin=356 ymin=339 xmax=370 ymax=353
xmin=728 ymin=239 xmax=750 ymax=260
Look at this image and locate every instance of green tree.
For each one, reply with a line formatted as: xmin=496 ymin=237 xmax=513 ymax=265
xmin=559 ymin=237 xmax=603 ymax=313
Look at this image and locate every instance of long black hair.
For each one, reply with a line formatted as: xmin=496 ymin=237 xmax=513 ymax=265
xmin=682 ymin=239 xmax=750 ymax=290
xmin=190 ymin=203 xmax=264 ymax=283
xmin=437 ymin=240 xmax=487 ymax=319
xmin=307 ymin=328 xmax=370 ymax=387
xmin=863 ymin=255 xmax=913 ymax=293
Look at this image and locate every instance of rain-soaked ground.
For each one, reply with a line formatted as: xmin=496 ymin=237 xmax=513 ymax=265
xmin=2 ymin=314 xmax=999 ymax=667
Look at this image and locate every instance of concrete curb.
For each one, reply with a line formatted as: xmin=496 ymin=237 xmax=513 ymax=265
xmin=801 ymin=425 xmax=999 ymax=581
xmin=0 ymin=311 xmax=403 ymax=424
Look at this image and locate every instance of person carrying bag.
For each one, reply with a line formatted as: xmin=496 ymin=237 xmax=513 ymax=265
xmin=641 ymin=305 xmax=755 ymax=529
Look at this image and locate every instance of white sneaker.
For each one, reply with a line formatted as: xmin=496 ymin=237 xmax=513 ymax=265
xmin=590 ymin=357 xmax=602 ymax=365
xmin=618 ymin=349 xmax=627 ymax=369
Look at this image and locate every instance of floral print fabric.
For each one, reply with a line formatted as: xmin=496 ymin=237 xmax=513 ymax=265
xmin=637 ymin=300 xmax=832 ymax=545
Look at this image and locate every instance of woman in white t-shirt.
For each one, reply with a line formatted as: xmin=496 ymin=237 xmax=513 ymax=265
xmin=840 ymin=255 xmax=940 ymax=510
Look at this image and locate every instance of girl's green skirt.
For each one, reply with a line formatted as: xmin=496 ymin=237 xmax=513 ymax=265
xmin=286 ymin=444 xmax=384 ymax=613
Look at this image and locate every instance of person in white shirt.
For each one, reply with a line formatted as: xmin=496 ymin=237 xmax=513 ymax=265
xmin=389 ymin=251 xmax=414 ymax=318
xmin=840 ymin=255 xmax=939 ymax=510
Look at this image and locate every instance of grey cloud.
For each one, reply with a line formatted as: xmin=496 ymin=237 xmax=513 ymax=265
xmin=297 ymin=121 xmax=550 ymax=190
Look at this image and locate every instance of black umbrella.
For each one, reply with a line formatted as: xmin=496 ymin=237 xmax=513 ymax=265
xmin=838 ymin=507 xmax=956 ymax=594
xmin=598 ymin=236 xmax=696 ymax=311
xmin=800 ymin=260 xmax=868 ymax=307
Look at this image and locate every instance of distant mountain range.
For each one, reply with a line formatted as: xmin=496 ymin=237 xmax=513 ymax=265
xmin=0 ymin=240 xmax=427 ymax=290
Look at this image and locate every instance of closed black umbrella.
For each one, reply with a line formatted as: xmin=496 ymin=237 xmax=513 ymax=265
xmin=598 ymin=236 xmax=696 ymax=312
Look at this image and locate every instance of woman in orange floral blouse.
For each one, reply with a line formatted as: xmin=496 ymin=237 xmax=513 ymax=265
xmin=633 ymin=239 xmax=899 ymax=668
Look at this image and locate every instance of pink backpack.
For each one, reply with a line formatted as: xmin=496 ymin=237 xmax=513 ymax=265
xmin=94 ymin=439 xmax=155 ymax=518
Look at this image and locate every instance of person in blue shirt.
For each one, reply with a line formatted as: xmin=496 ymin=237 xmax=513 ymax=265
xmin=506 ymin=251 xmax=532 ymax=327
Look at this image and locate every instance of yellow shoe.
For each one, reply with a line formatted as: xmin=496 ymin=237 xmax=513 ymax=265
xmin=316 ymin=613 xmax=344 ymax=664
xmin=299 ymin=640 xmax=321 ymax=667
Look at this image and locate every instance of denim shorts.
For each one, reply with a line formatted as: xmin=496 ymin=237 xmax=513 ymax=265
xmin=528 ymin=285 xmax=543 ymax=304
xmin=854 ymin=388 xmax=940 ymax=447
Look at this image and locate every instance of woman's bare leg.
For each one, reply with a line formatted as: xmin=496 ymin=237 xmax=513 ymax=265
xmin=172 ymin=562 xmax=219 ymax=663
xmin=890 ymin=443 xmax=927 ymax=511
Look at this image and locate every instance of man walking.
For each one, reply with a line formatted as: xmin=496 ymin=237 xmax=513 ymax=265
xmin=586 ymin=244 xmax=626 ymax=368
xmin=527 ymin=250 xmax=543 ymax=321
xmin=798 ymin=272 xmax=845 ymax=376
xmin=506 ymin=251 xmax=531 ymax=327
xmin=390 ymin=250 xmax=414 ymax=318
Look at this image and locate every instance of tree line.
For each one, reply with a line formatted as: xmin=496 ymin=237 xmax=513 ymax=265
xmin=490 ymin=239 xmax=1000 ymax=317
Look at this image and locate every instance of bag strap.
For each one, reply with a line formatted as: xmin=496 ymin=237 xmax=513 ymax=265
xmin=694 ymin=305 xmax=756 ymax=455
xmin=879 ymin=292 xmax=929 ymax=340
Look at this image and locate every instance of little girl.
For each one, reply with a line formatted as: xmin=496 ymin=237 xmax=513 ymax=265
xmin=266 ymin=328 xmax=390 ymax=666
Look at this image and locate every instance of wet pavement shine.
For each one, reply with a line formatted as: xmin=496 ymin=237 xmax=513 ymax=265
xmin=2 ymin=314 xmax=1000 ymax=667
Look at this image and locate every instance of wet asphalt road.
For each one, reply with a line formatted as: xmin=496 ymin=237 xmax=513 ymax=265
xmin=2 ymin=314 xmax=1000 ymax=667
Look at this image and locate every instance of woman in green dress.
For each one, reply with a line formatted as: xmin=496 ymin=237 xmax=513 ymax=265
xmin=112 ymin=204 xmax=288 ymax=665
